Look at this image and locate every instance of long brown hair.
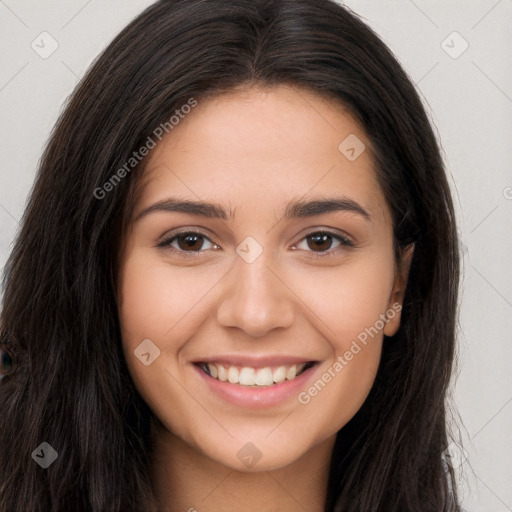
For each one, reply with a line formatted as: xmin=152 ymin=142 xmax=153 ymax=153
xmin=0 ymin=0 xmax=461 ymax=510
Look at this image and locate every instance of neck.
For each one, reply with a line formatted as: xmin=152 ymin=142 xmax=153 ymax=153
xmin=149 ymin=420 xmax=335 ymax=512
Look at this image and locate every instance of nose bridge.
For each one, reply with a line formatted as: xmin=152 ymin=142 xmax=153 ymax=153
xmin=216 ymin=244 xmax=295 ymax=337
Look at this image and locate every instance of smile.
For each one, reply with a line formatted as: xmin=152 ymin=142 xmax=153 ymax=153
xmin=197 ymin=361 xmax=316 ymax=387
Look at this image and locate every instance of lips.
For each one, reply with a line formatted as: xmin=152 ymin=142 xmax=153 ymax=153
xmin=192 ymin=356 xmax=320 ymax=408
xmin=197 ymin=361 xmax=315 ymax=386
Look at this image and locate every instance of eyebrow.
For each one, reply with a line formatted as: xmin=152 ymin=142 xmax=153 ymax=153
xmin=134 ymin=196 xmax=372 ymax=222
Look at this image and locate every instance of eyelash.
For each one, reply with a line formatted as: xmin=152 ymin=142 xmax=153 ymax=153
xmin=157 ymin=229 xmax=355 ymax=258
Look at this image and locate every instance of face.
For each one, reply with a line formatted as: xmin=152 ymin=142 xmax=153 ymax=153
xmin=117 ymin=84 xmax=412 ymax=472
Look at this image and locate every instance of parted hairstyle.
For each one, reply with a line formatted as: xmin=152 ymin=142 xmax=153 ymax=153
xmin=0 ymin=0 xmax=462 ymax=510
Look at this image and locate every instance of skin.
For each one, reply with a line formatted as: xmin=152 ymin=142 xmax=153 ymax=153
xmin=117 ymin=84 xmax=413 ymax=512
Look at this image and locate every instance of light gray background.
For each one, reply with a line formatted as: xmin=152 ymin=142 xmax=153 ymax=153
xmin=0 ymin=1 xmax=511 ymax=510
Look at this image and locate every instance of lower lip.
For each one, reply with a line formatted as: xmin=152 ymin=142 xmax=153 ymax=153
xmin=193 ymin=363 xmax=319 ymax=409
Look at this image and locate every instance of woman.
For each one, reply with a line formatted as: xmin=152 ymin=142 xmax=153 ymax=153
xmin=0 ymin=0 xmax=462 ymax=510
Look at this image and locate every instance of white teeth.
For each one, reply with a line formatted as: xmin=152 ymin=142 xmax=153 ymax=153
xmin=272 ymin=366 xmax=287 ymax=383
xmin=286 ymin=364 xmax=297 ymax=381
xmin=239 ymin=367 xmax=256 ymax=386
xmin=207 ymin=363 xmax=218 ymax=379
xmin=255 ymin=367 xmax=273 ymax=386
xmin=201 ymin=362 xmax=311 ymax=386
xmin=217 ymin=365 xmax=227 ymax=381
xmin=227 ymin=366 xmax=239 ymax=384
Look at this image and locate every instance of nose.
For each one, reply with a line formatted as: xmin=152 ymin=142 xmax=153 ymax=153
xmin=216 ymin=252 xmax=296 ymax=338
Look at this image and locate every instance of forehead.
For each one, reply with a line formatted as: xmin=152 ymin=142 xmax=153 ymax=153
xmin=134 ymin=84 xmax=390 ymax=225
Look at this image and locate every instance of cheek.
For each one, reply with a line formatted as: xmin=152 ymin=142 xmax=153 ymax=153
xmin=289 ymin=254 xmax=394 ymax=426
xmin=118 ymin=249 xmax=221 ymax=340
xmin=291 ymin=251 xmax=395 ymax=347
xmin=117 ymin=250 xmax=205 ymax=435
xmin=116 ymin=249 xmax=229 ymax=425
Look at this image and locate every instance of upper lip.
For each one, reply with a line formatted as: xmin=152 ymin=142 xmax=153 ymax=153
xmin=193 ymin=355 xmax=317 ymax=368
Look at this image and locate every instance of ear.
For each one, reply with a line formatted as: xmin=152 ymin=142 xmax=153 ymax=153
xmin=383 ymin=243 xmax=414 ymax=337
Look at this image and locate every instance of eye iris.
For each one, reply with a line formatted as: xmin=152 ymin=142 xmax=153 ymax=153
xmin=178 ymin=233 xmax=203 ymax=251
xmin=308 ymin=233 xmax=332 ymax=252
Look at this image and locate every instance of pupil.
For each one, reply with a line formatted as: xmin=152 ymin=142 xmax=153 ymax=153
xmin=179 ymin=233 xmax=202 ymax=251
xmin=309 ymin=233 xmax=331 ymax=251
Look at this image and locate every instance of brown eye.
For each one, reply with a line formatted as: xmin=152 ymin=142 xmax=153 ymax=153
xmin=158 ymin=231 xmax=217 ymax=253
xmin=307 ymin=233 xmax=334 ymax=252
xmin=175 ymin=233 xmax=206 ymax=251
xmin=295 ymin=231 xmax=353 ymax=254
